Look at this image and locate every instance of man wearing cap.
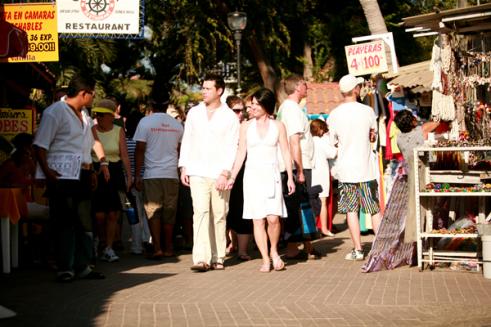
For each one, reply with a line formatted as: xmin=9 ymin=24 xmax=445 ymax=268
xmin=326 ymin=74 xmax=381 ymax=261
xmin=34 ymin=76 xmax=106 ymax=282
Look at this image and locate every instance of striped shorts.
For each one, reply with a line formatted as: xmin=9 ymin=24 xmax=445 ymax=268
xmin=338 ymin=180 xmax=379 ymax=215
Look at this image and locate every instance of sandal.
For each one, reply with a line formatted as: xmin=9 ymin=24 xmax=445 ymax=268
xmin=259 ymin=262 xmax=271 ymax=273
xmin=211 ymin=263 xmax=225 ymax=270
xmin=190 ymin=262 xmax=210 ymax=272
xmin=272 ymin=256 xmax=285 ymax=271
xmin=307 ymin=249 xmax=322 ymax=260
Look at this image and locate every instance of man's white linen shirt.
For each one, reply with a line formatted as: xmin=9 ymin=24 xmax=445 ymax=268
xmin=326 ymin=101 xmax=377 ymax=183
xmin=178 ymin=102 xmax=239 ymax=179
xmin=34 ymin=100 xmax=88 ymax=157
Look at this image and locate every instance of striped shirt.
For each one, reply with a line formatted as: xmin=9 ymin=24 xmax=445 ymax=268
xmin=126 ymin=138 xmax=144 ymax=177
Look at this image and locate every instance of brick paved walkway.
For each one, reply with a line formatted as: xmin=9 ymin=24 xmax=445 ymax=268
xmin=2 ymin=216 xmax=491 ymax=327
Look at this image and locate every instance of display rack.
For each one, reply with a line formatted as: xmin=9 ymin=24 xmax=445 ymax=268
xmin=413 ymin=146 xmax=491 ymax=271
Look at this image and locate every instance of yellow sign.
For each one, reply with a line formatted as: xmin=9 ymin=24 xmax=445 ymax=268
xmin=1 ymin=3 xmax=59 ymax=63
xmin=345 ymin=40 xmax=388 ymax=76
xmin=0 ymin=108 xmax=33 ymax=140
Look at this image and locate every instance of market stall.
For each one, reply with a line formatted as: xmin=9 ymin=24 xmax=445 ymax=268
xmin=403 ymin=3 xmax=491 ymax=273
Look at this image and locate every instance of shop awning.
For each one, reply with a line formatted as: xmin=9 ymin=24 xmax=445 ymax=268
xmin=402 ymin=3 xmax=491 ymax=35
xmin=383 ymin=60 xmax=433 ymax=93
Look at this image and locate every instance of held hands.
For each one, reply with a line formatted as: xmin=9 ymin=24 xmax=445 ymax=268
xmin=287 ymin=177 xmax=296 ymax=195
xmin=225 ymin=177 xmax=235 ymax=190
xmin=215 ymin=174 xmax=228 ymax=191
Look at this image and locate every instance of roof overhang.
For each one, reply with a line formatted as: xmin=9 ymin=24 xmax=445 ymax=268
xmin=0 ymin=62 xmax=55 ymax=91
xmin=383 ymin=60 xmax=433 ymax=93
xmin=403 ymin=3 xmax=491 ymax=36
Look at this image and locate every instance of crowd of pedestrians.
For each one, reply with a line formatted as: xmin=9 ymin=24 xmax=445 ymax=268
xmin=0 ymin=71 xmax=385 ymax=281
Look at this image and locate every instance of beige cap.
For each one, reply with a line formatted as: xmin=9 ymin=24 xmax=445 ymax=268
xmin=339 ymin=74 xmax=364 ymax=93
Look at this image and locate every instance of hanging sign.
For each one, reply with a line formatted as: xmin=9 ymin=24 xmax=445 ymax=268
xmin=0 ymin=108 xmax=34 ymax=140
xmin=57 ymin=0 xmax=141 ymax=36
xmin=0 ymin=2 xmax=58 ymax=63
xmin=345 ymin=40 xmax=388 ymax=76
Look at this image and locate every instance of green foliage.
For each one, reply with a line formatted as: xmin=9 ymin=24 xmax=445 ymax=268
xmin=46 ymin=0 xmax=463 ymax=107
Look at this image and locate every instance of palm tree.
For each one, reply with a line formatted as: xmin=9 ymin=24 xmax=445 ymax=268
xmin=358 ymin=0 xmax=395 ymax=70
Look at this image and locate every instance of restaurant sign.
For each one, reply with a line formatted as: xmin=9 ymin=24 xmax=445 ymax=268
xmin=0 ymin=2 xmax=59 ymax=63
xmin=57 ymin=0 xmax=141 ymax=36
xmin=345 ymin=40 xmax=388 ymax=76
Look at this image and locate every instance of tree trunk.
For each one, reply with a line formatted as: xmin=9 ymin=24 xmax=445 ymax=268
xmin=303 ymin=42 xmax=314 ymax=82
xmin=457 ymin=0 xmax=468 ymax=8
xmin=359 ymin=0 xmax=388 ymax=34
xmin=248 ymin=34 xmax=278 ymax=92
xmin=358 ymin=0 xmax=394 ymax=72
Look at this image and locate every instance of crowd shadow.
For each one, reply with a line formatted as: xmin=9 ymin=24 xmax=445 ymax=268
xmin=0 ymin=248 xmax=186 ymax=327
xmin=0 ymin=209 xmax=375 ymax=326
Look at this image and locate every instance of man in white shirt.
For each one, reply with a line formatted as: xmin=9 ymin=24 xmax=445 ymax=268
xmin=327 ymin=74 xmax=381 ymax=261
xmin=34 ymin=76 xmax=105 ymax=282
xmin=179 ymin=74 xmax=239 ymax=271
xmin=277 ymin=74 xmax=319 ymax=260
xmin=134 ymin=100 xmax=184 ymax=259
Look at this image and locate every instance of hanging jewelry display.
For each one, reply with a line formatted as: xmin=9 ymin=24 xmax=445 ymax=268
xmin=431 ymin=34 xmax=457 ymax=121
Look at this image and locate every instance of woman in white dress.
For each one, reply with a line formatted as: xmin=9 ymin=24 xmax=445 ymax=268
xmin=227 ymin=88 xmax=295 ymax=272
xmin=310 ymin=119 xmax=337 ymax=237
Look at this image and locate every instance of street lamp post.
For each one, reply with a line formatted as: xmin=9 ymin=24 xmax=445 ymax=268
xmin=227 ymin=11 xmax=247 ymax=94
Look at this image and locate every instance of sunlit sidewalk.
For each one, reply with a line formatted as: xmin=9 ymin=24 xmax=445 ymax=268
xmin=2 ymin=215 xmax=491 ymax=326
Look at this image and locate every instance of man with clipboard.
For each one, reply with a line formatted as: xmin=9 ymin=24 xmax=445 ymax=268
xmin=34 ymin=76 xmax=106 ymax=282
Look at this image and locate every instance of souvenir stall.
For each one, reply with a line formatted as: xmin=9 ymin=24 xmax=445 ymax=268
xmin=403 ymin=4 xmax=491 ymax=273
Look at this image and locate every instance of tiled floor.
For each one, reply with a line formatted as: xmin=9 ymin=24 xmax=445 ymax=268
xmin=2 ymin=215 xmax=491 ymax=326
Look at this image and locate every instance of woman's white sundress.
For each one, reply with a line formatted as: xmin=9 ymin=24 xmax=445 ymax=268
xmin=242 ymin=119 xmax=287 ymax=219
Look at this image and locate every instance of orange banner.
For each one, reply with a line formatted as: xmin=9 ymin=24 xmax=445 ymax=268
xmin=1 ymin=2 xmax=59 ymax=63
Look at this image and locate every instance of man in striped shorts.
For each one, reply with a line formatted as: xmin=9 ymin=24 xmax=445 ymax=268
xmin=326 ymin=74 xmax=381 ymax=261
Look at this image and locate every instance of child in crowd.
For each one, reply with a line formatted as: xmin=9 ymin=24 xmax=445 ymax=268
xmin=310 ymin=119 xmax=337 ymax=237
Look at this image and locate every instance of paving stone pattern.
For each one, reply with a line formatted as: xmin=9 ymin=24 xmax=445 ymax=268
xmin=2 ymin=216 xmax=491 ymax=327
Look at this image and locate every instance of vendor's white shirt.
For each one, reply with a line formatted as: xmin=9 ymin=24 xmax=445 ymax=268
xmin=277 ymin=99 xmax=314 ymax=171
xmin=178 ymin=102 xmax=239 ymax=179
xmin=133 ymin=112 xmax=183 ymax=179
xmin=326 ymin=101 xmax=377 ymax=183
xmin=312 ymin=135 xmax=337 ymax=197
xmin=34 ymin=100 xmax=87 ymax=157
